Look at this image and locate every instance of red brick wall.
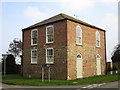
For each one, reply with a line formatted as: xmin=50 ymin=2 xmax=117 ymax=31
xmin=22 ymin=20 xmax=68 ymax=80
xmin=67 ymin=20 xmax=106 ymax=80
xmin=22 ymin=19 xmax=106 ymax=80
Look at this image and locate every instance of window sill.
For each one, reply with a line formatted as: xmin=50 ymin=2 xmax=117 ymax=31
xmin=96 ymin=46 xmax=100 ymax=48
xmin=31 ymin=63 xmax=37 ymax=65
xmin=46 ymin=42 xmax=54 ymax=44
xmin=76 ymin=43 xmax=82 ymax=46
xmin=46 ymin=63 xmax=54 ymax=65
xmin=31 ymin=44 xmax=37 ymax=46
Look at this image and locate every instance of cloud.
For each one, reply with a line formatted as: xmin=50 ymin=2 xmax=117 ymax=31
xmin=59 ymin=0 xmax=95 ymax=12
xmin=100 ymin=0 xmax=119 ymax=3
xmin=23 ymin=6 xmax=44 ymax=20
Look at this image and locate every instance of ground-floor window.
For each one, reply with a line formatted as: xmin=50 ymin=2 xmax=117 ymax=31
xmin=31 ymin=49 xmax=37 ymax=64
xmin=46 ymin=48 xmax=54 ymax=64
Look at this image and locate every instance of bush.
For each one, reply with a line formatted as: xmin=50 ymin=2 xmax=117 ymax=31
xmin=112 ymin=66 xmax=117 ymax=71
xmin=2 ymin=54 xmax=17 ymax=74
xmin=107 ymin=66 xmax=112 ymax=72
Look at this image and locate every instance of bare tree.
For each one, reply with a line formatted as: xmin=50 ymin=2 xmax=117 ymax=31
xmin=8 ymin=38 xmax=22 ymax=58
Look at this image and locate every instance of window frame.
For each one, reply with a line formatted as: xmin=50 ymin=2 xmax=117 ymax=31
xmin=46 ymin=48 xmax=54 ymax=64
xmin=46 ymin=25 xmax=54 ymax=44
xmin=31 ymin=29 xmax=38 ymax=46
xmin=76 ymin=25 xmax=82 ymax=45
xmin=31 ymin=49 xmax=37 ymax=64
xmin=96 ymin=31 xmax=100 ymax=47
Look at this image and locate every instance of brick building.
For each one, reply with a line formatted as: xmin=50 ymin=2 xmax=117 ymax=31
xmin=22 ymin=13 xmax=106 ymax=80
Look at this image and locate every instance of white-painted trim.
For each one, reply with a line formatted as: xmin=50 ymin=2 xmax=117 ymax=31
xmin=96 ymin=54 xmax=101 ymax=75
xmin=96 ymin=54 xmax=101 ymax=60
xmin=31 ymin=49 xmax=37 ymax=64
xmin=76 ymin=54 xmax=83 ymax=78
xmin=46 ymin=48 xmax=54 ymax=64
xmin=31 ymin=29 xmax=38 ymax=46
xmin=46 ymin=25 xmax=54 ymax=44
xmin=77 ymin=53 xmax=82 ymax=59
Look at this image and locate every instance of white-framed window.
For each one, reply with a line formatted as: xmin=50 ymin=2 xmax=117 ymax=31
xmin=76 ymin=25 xmax=82 ymax=45
xmin=46 ymin=48 xmax=54 ymax=64
xmin=46 ymin=25 xmax=54 ymax=43
xmin=31 ymin=29 xmax=38 ymax=45
xmin=96 ymin=31 xmax=100 ymax=47
xmin=31 ymin=49 xmax=37 ymax=64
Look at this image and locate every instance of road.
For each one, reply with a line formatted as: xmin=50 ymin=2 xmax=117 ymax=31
xmin=1 ymin=80 xmax=120 ymax=90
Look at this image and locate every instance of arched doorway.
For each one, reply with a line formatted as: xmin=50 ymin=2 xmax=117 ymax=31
xmin=76 ymin=54 xmax=83 ymax=78
xmin=96 ymin=54 xmax=101 ymax=75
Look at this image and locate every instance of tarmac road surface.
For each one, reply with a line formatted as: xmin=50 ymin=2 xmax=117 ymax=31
xmin=1 ymin=80 xmax=120 ymax=90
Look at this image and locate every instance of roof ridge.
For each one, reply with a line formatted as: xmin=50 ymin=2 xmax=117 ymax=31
xmin=59 ymin=13 xmax=67 ymax=18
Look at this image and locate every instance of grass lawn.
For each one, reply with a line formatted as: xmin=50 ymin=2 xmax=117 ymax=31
xmin=2 ymin=74 xmax=119 ymax=86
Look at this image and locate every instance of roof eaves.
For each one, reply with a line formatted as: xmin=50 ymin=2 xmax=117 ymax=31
xmin=66 ymin=18 xmax=106 ymax=32
xmin=60 ymin=13 xmax=106 ymax=31
xmin=22 ymin=13 xmax=106 ymax=32
xmin=22 ymin=18 xmax=67 ymax=31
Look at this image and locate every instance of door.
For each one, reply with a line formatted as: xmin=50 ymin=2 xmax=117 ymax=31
xmin=77 ymin=55 xmax=83 ymax=78
xmin=96 ymin=55 xmax=101 ymax=75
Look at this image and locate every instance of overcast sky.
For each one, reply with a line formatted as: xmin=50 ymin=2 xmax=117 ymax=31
xmin=0 ymin=0 xmax=119 ymax=62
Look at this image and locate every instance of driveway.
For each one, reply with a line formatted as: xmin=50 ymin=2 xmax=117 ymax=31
xmin=1 ymin=80 xmax=119 ymax=90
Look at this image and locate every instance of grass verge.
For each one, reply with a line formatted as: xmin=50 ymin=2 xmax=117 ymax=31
xmin=2 ymin=74 xmax=119 ymax=86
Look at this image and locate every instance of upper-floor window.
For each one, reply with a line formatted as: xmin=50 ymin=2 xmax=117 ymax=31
xmin=46 ymin=48 xmax=54 ymax=64
xmin=46 ymin=25 xmax=54 ymax=43
xmin=96 ymin=31 xmax=100 ymax=47
xmin=76 ymin=25 xmax=82 ymax=45
xmin=31 ymin=29 xmax=38 ymax=45
xmin=31 ymin=49 xmax=37 ymax=64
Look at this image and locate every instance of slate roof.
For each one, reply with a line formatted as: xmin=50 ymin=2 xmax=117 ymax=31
xmin=22 ymin=13 xmax=105 ymax=31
